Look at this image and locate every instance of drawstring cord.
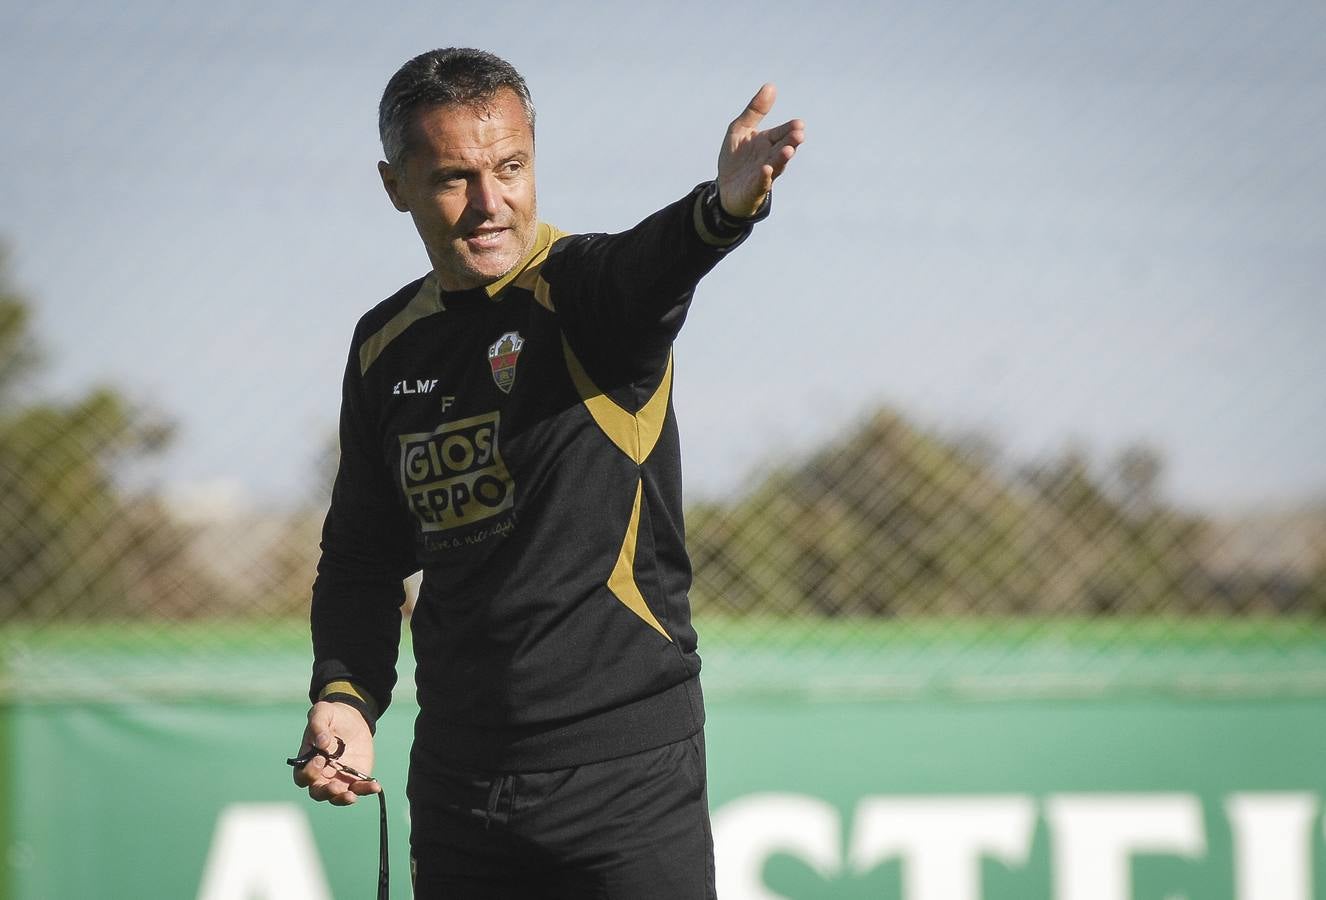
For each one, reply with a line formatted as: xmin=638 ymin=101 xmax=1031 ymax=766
xmin=288 ymin=738 xmax=389 ymax=900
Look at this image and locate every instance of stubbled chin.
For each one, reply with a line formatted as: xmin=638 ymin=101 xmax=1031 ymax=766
xmin=468 ymin=249 xmax=519 ymax=277
xmin=435 ymin=228 xmax=535 ymax=289
xmin=437 ymin=249 xmax=520 ymax=290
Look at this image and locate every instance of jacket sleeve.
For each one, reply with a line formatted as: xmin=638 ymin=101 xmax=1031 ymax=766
xmin=540 ymin=182 xmax=763 ymax=401
xmin=308 ymin=338 xmax=417 ymax=730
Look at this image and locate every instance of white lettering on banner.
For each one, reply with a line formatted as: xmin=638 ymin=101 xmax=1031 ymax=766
xmin=1046 ymin=795 xmax=1206 ymax=900
xmin=712 ymin=793 xmax=841 ymax=900
xmin=713 ymin=792 xmax=1317 ymax=900
xmin=1226 ymin=793 xmax=1316 ymax=900
xmin=848 ymin=797 xmax=1035 ymax=900
xmin=197 ymin=804 xmax=331 ymax=900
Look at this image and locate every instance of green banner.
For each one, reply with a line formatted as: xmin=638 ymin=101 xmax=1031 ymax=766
xmin=6 ymin=693 xmax=1326 ymax=899
xmin=706 ymin=696 xmax=1326 ymax=899
xmin=7 ymin=620 xmax=1326 ymax=898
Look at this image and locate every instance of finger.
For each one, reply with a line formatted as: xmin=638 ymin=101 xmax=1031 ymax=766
xmin=300 ymin=755 xmax=347 ymax=796
xmin=763 ymin=130 xmax=803 ymax=161
xmin=326 ymin=772 xmax=365 ymax=806
xmin=767 ymin=157 xmax=792 ymax=182
xmin=308 ymin=779 xmax=334 ymax=802
xmin=326 ymin=761 xmax=378 ymax=791
xmin=308 ymin=701 xmax=358 ymax=747
xmin=349 ymin=778 xmax=383 ymax=796
xmin=760 ymin=118 xmax=805 ymax=146
xmin=731 ymin=83 xmax=776 ymax=131
xmin=293 ymin=760 xmax=316 ymax=788
xmin=767 ymin=140 xmax=799 ymax=176
xmin=301 ymin=719 xmax=336 ymax=761
xmin=309 ymin=776 xmax=346 ymax=803
xmin=741 ymin=140 xmax=797 ymax=188
xmin=291 ymin=742 xmax=326 ymax=788
xmin=306 ymin=716 xmax=336 ymax=751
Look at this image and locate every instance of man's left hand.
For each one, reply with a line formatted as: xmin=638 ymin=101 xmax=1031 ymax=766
xmin=717 ymin=83 xmax=805 ymax=218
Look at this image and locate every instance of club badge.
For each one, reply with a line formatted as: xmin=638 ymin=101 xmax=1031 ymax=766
xmin=487 ymin=331 xmax=525 ymax=394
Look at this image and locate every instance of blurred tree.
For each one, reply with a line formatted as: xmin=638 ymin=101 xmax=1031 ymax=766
xmin=691 ymin=410 xmax=1061 ymax=617
xmin=0 ymin=245 xmax=185 ymax=620
xmin=1114 ymin=443 xmax=1164 ymax=516
xmin=688 ymin=409 xmax=1228 ymax=619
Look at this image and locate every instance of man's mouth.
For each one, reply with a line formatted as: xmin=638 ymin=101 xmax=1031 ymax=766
xmin=464 ymin=227 xmax=508 ymax=249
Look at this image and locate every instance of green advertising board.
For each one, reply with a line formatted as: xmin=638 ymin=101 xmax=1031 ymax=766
xmin=4 ymin=620 xmax=1326 ymax=899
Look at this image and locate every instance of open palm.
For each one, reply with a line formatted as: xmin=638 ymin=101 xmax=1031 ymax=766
xmin=717 ymin=83 xmax=806 ymax=218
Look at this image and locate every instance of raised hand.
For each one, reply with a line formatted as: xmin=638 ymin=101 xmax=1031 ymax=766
xmin=291 ymin=701 xmax=381 ymax=806
xmin=716 ymin=83 xmax=805 ymax=218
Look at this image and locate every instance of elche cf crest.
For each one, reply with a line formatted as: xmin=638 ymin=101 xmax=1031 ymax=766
xmin=487 ymin=331 xmax=525 ymax=394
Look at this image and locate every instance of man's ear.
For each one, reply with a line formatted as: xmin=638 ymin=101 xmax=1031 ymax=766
xmin=378 ymin=160 xmax=410 ymax=212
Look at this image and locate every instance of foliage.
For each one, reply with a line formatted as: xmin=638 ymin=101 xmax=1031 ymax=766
xmin=3 ymin=235 xmax=1318 ymax=624
xmin=0 ymin=246 xmax=194 ymax=620
xmin=687 ymin=409 xmax=1317 ymax=617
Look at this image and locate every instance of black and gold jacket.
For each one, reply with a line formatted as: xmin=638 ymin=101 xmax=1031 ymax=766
xmin=309 ymin=182 xmax=760 ymax=770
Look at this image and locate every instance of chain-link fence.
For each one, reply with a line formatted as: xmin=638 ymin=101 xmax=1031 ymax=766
xmin=2 ymin=1 xmax=1325 ymax=705
xmin=3 ymin=280 xmax=1324 ymax=702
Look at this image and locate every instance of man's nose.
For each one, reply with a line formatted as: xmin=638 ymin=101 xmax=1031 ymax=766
xmin=467 ymin=174 xmax=503 ymax=218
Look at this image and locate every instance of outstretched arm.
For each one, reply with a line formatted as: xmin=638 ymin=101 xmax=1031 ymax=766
xmin=539 ymin=84 xmax=803 ymax=384
xmin=716 ymin=83 xmax=805 ymax=218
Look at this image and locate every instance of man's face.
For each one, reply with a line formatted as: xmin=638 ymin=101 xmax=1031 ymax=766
xmin=379 ymin=89 xmax=537 ymax=291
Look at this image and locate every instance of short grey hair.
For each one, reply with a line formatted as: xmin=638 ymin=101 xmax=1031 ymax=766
xmin=378 ymin=48 xmax=535 ymax=168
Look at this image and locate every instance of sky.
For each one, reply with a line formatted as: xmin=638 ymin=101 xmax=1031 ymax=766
xmin=2 ymin=0 xmax=1323 ymax=516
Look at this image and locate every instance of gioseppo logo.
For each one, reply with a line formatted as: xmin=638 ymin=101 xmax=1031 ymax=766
xmin=398 ymin=412 xmax=513 ymax=532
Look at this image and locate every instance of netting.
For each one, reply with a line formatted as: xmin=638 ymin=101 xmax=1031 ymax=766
xmin=2 ymin=1 xmax=1324 ymax=702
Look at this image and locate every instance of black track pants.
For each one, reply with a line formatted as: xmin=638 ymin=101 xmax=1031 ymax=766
xmin=408 ymin=732 xmax=717 ymax=899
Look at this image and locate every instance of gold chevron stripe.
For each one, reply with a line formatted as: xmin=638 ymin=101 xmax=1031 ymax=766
xmin=607 ymin=479 xmax=672 ymax=641
xmin=359 ymin=274 xmax=444 ymax=375
xmin=358 ymin=223 xmax=570 ymax=376
xmin=498 ymin=222 xmax=569 ymax=311
xmin=560 ymin=336 xmax=673 ymax=465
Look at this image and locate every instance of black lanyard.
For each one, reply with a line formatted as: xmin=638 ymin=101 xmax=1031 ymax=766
xmin=288 ymin=739 xmax=389 ymax=900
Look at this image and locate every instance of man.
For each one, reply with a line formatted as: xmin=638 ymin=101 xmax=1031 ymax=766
xmin=292 ymin=47 xmax=803 ymax=898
